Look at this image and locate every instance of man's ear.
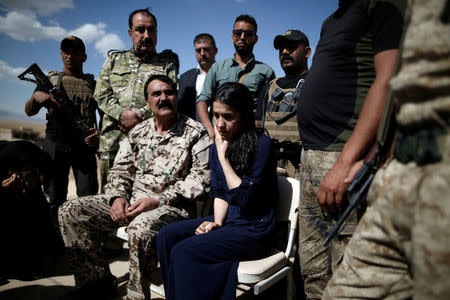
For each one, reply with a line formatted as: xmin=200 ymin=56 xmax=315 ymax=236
xmin=305 ymin=46 xmax=312 ymax=59
xmin=83 ymin=53 xmax=87 ymax=63
xmin=128 ymin=28 xmax=132 ymax=37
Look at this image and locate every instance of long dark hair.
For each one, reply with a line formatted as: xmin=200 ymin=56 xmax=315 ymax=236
xmin=215 ymin=82 xmax=262 ymax=176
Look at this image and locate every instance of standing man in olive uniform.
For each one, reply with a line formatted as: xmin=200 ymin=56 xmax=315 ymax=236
xmin=95 ymin=8 xmax=177 ymax=191
xmin=256 ymin=29 xmax=311 ymax=178
xmin=25 ymin=35 xmax=100 ymax=232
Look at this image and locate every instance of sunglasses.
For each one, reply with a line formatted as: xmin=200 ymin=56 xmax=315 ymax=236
xmin=232 ymin=29 xmax=254 ymax=38
xmin=151 ymin=89 xmax=176 ymax=97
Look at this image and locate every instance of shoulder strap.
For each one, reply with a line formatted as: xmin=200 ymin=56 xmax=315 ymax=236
xmin=56 ymin=72 xmax=64 ymax=90
xmin=83 ymin=74 xmax=96 ymax=92
xmin=238 ymin=72 xmax=248 ymax=84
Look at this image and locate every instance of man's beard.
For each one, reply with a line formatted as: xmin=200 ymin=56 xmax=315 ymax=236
xmin=234 ymin=43 xmax=254 ymax=57
xmin=136 ymin=39 xmax=155 ymax=57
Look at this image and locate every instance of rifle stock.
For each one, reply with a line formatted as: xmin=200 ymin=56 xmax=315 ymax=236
xmin=18 ymin=63 xmax=90 ymax=142
xmin=323 ymin=144 xmax=379 ymax=246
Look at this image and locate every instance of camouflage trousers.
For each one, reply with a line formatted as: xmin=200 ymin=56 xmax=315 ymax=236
xmin=323 ymin=133 xmax=450 ymax=299
xmin=298 ymin=149 xmax=359 ymax=299
xmin=58 ymin=195 xmax=189 ymax=300
xmin=98 ymin=151 xmax=116 ymax=193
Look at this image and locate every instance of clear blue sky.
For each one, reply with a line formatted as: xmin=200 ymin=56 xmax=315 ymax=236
xmin=0 ymin=0 xmax=338 ymax=123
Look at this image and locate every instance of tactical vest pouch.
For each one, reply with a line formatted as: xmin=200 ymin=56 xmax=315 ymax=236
xmin=394 ymin=127 xmax=445 ymax=165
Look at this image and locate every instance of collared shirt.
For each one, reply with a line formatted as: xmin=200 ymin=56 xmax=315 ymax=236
xmin=94 ymin=49 xmax=177 ymax=154
xmin=105 ymin=114 xmax=211 ymax=206
xmin=195 ymin=65 xmax=207 ymax=96
xmin=196 ymin=55 xmax=275 ymax=111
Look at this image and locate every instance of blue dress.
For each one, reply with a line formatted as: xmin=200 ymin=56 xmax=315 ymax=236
xmin=156 ymin=134 xmax=277 ymax=300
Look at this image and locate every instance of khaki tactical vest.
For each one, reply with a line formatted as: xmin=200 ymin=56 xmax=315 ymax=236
xmin=264 ymin=78 xmax=302 ymax=144
xmin=47 ymin=71 xmax=97 ymax=132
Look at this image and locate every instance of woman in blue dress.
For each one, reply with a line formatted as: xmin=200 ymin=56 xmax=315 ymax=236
xmin=156 ymin=82 xmax=277 ymax=300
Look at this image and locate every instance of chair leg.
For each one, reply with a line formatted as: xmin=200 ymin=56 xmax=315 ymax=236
xmin=286 ymin=268 xmax=293 ymax=300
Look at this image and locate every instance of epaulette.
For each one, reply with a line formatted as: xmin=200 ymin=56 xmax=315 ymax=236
xmin=107 ymin=49 xmax=127 ymax=57
xmin=184 ymin=116 xmax=207 ymax=135
xmin=48 ymin=70 xmax=59 ymax=77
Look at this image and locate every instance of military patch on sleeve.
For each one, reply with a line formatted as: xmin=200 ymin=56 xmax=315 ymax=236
xmin=149 ymin=65 xmax=164 ymax=72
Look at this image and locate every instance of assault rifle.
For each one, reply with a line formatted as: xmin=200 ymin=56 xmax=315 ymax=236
xmin=18 ymin=63 xmax=90 ymax=143
xmin=322 ymin=145 xmax=380 ymax=246
xmin=320 ymin=92 xmax=397 ymax=246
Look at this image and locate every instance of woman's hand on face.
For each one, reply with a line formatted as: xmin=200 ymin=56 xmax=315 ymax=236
xmin=214 ymin=126 xmax=228 ymax=159
xmin=195 ymin=221 xmax=220 ymax=235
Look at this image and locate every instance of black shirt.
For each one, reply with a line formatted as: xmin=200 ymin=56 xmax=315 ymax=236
xmin=297 ymin=0 xmax=405 ymax=151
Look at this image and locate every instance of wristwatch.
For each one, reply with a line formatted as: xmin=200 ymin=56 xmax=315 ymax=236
xmin=158 ymin=195 xmax=167 ymax=207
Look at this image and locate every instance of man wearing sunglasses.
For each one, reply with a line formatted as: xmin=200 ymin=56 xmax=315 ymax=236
xmin=196 ymin=14 xmax=275 ymax=140
xmin=59 ymin=75 xmax=211 ymax=299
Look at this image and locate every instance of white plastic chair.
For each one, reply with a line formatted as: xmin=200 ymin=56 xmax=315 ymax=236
xmin=114 ymin=176 xmax=300 ymax=299
xmin=237 ymin=176 xmax=300 ymax=299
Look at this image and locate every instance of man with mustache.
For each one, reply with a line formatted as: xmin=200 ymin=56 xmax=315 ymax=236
xmin=255 ymin=29 xmax=311 ymax=178
xmin=178 ymin=33 xmax=218 ymax=120
xmin=59 ymin=74 xmax=211 ymax=299
xmin=94 ymin=8 xmax=177 ymax=192
xmin=196 ymin=14 xmax=275 ymax=140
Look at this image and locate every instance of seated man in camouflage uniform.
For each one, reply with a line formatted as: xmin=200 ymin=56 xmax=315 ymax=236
xmin=59 ymin=75 xmax=211 ymax=300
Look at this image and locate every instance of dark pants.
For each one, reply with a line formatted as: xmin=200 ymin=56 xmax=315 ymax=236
xmin=43 ymin=138 xmax=98 ymax=231
xmin=156 ymin=217 xmax=268 ymax=300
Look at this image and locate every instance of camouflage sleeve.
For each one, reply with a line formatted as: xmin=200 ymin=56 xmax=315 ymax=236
xmin=104 ymin=135 xmax=136 ymax=204
xmin=165 ymin=61 xmax=178 ymax=86
xmin=93 ymin=55 xmax=125 ymax=121
xmin=161 ymin=131 xmax=211 ymax=204
xmin=136 ymin=61 xmax=178 ymax=119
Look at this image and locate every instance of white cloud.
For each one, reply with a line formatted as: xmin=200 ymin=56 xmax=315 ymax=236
xmin=235 ymin=0 xmax=246 ymax=3
xmin=0 ymin=11 xmax=126 ymax=56
xmin=0 ymin=0 xmax=74 ymax=16
xmin=0 ymin=60 xmax=26 ymax=83
xmin=0 ymin=11 xmax=66 ymax=41
xmin=69 ymin=22 xmax=107 ymax=44
xmin=95 ymin=33 xmax=126 ymax=57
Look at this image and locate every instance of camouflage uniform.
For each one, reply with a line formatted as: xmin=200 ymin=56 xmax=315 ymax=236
xmin=59 ymin=115 xmax=211 ymax=300
xmin=323 ymin=1 xmax=450 ymax=298
xmin=296 ymin=1 xmax=406 ymax=297
xmin=94 ymin=49 xmax=177 ymax=191
xmin=298 ymin=149 xmax=358 ymax=298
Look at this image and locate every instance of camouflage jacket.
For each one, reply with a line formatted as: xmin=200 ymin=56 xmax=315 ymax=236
xmin=94 ymin=49 xmax=177 ymax=155
xmin=104 ymin=114 xmax=211 ymax=206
